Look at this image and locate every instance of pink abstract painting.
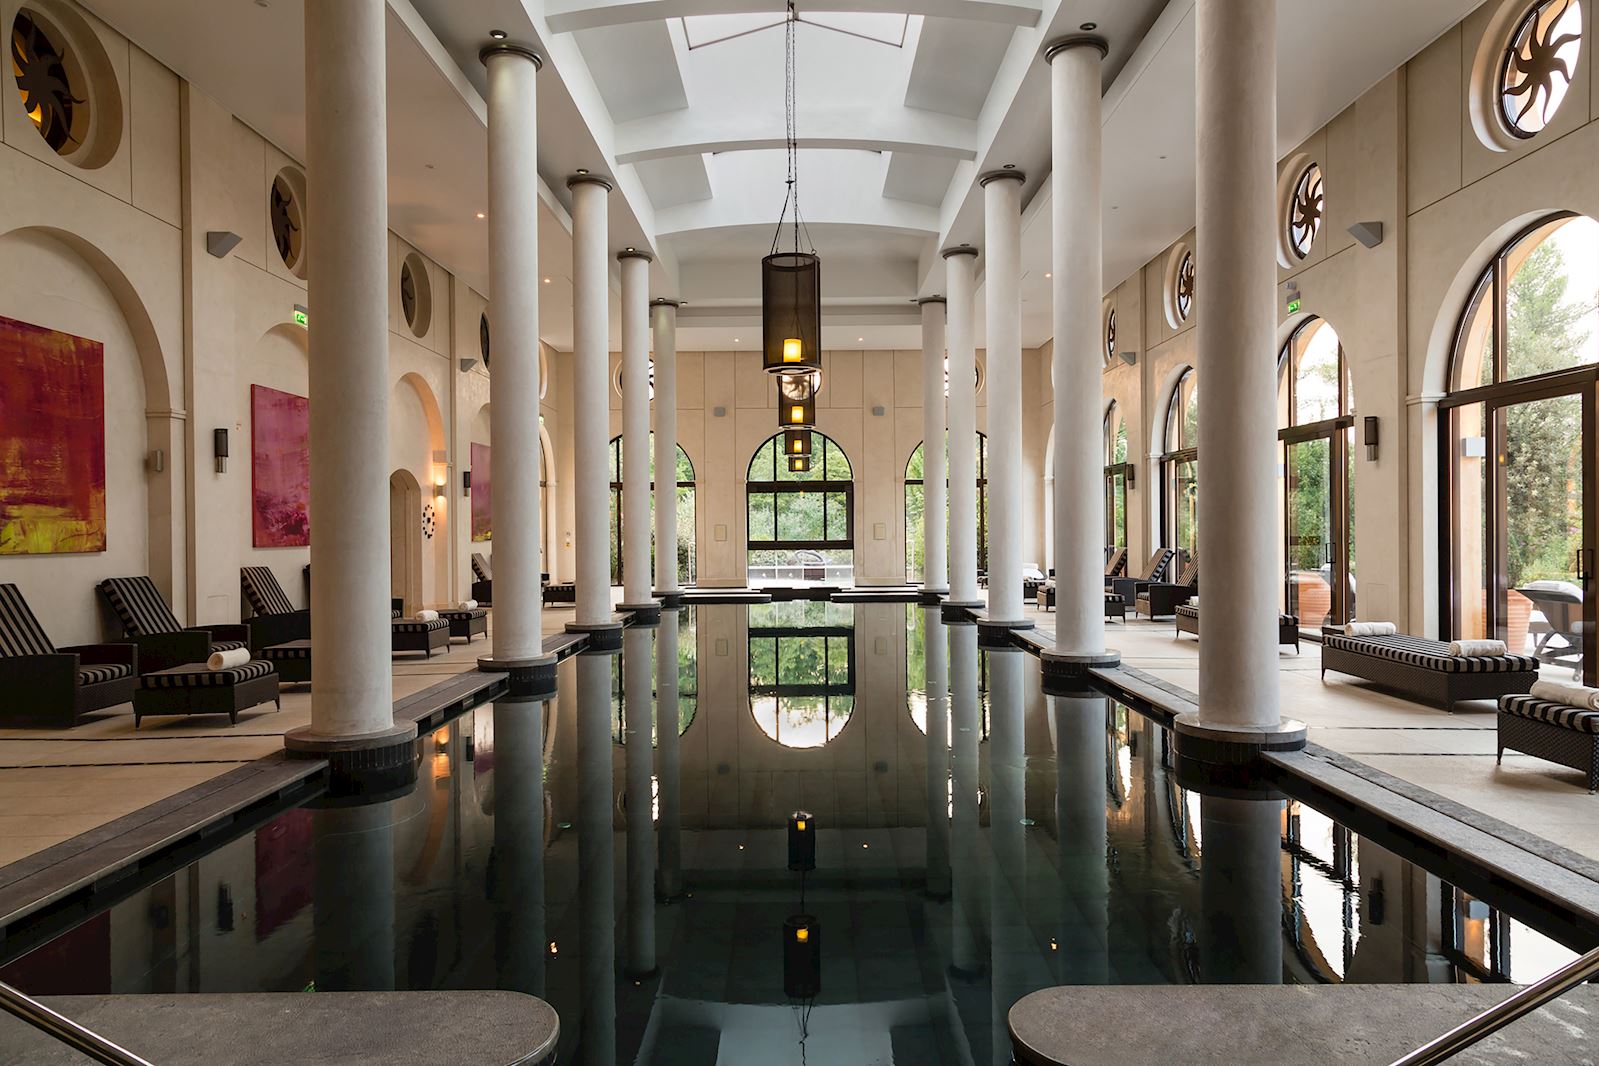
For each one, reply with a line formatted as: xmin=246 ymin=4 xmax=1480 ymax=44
xmin=251 ymin=384 xmax=310 ymax=547
xmin=471 ymin=442 xmax=491 ymax=542
xmin=0 ymin=314 xmax=105 ymax=555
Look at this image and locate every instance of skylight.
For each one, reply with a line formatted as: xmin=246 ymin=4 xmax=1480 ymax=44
xmin=680 ymin=12 xmax=910 ymax=50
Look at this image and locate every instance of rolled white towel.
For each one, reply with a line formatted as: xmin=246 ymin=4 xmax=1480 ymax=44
xmin=1344 ymin=621 xmax=1397 ymax=637
xmin=1448 ymin=638 xmax=1507 ymax=657
xmin=1187 ymin=596 xmax=1198 ymax=607
xmin=207 ymin=647 xmax=250 ymax=671
xmin=457 ymin=599 xmax=478 ymax=611
xmin=415 ymin=609 xmax=440 ymax=622
xmin=1530 ymin=679 xmax=1599 ymax=711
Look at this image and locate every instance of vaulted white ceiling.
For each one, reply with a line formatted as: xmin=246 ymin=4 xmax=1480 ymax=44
xmin=84 ymin=0 xmax=1485 ymax=352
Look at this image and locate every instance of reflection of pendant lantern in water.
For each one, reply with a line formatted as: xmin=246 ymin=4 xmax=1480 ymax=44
xmin=788 ymin=810 xmax=816 ymax=871
xmin=783 ymin=915 xmax=821 ymax=999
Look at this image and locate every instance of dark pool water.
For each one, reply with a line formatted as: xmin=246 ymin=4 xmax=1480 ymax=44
xmin=1 ymin=603 xmax=1583 ymax=1065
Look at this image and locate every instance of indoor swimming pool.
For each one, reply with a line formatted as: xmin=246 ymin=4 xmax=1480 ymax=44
xmin=0 ymin=603 xmax=1586 ymax=1065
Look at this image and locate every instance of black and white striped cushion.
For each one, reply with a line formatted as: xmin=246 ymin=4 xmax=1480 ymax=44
xmin=439 ymin=608 xmax=488 ymax=620
xmin=1324 ymin=633 xmax=1539 ymax=674
xmin=98 ymin=577 xmax=183 ymax=636
xmin=471 ymin=553 xmax=492 ymax=581
xmin=141 ymin=660 xmax=276 ymax=688
xmin=260 ymin=640 xmax=312 ymax=660
xmin=1175 ymin=557 xmax=1200 ymax=587
xmin=1105 ymin=593 xmax=1125 ymax=607
xmin=240 ymin=566 xmax=296 ymax=616
xmin=0 ymin=583 xmax=55 ymax=657
xmin=394 ymin=618 xmax=449 ymax=633
xmin=1176 ymin=604 xmax=1199 ymax=621
xmin=209 ymin=640 xmax=248 ymax=654
xmin=1499 ymin=694 xmax=1599 ymax=735
xmin=1137 ymin=549 xmax=1174 ymax=582
xmin=77 ymin=663 xmax=132 ymax=686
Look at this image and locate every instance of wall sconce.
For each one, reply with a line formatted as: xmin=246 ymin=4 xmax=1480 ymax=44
xmin=213 ymin=428 xmax=229 ymax=473
xmin=146 ymin=449 xmax=165 ymax=474
xmin=1348 ymin=221 xmax=1385 ymax=249
xmin=462 ymin=470 xmax=472 ymax=497
xmin=205 ymin=230 xmax=242 ymax=258
xmin=1363 ymin=415 xmax=1379 ymax=461
xmin=433 ymin=479 xmax=448 ymax=501
xmin=1126 ymin=463 xmax=1136 ymax=489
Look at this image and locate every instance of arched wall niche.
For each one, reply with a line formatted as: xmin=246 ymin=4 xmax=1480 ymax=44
xmin=391 ymin=371 xmax=447 ymax=608
xmin=0 ymin=225 xmax=173 ymax=643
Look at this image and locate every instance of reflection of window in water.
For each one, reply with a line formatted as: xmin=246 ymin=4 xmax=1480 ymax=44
xmin=904 ymin=606 xmax=990 ymax=737
xmin=750 ymin=603 xmax=855 ymax=748
xmin=611 ymin=608 xmax=699 ymax=742
xmin=1443 ymin=885 xmax=1577 ymax=983
xmin=1282 ymin=801 xmax=1360 ymax=981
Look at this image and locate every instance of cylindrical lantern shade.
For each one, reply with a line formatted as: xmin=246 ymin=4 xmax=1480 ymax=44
xmin=777 ymin=372 xmax=817 ymax=429
xmin=782 ymin=914 xmax=821 ymax=999
xmin=762 ymin=252 xmax=822 ymax=375
xmin=783 ymin=430 xmax=812 ymax=458
xmin=788 ymin=455 xmax=811 ymax=473
xmin=788 ymin=810 xmax=816 ymax=871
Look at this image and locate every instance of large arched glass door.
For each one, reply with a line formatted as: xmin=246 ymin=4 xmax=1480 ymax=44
xmin=1443 ymin=213 xmax=1599 ymax=679
xmin=1104 ymin=403 xmax=1131 ymax=552
xmin=903 ymin=432 xmax=987 ymax=583
xmin=1159 ymin=369 xmax=1199 ymax=562
xmin=608 ymin=433 xmax=697 ymax=587
xmin=1278 ymin=317 xmax=1354 ymax=628
xmin=747 ymin=431 xmax=854 ymax=585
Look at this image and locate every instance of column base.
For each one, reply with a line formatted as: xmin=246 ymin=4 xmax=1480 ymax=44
xmin=478 ymin=653 xmax=559 ymax=698
xmin=285 ymin=721 xmax=418 ymax=797
xmin=1173 ymin=713 xmax=1306 ymax=789
xmin=1040 ymin=648 xmax=1121 ymax=682
xmin=567 ymin=618 xmax=625 ymax=651
xmin=918 ymin=587 xmax=950 ymax=605
xmin=940 ymin=599 xmax=985 ymax=623
xmin=653 ymin=589 xmax=684 ymax=608
xmin=619 ymin=600 xmax=663 ymax=625
xmin=976 ymin=617 xmax=1034 ymax=647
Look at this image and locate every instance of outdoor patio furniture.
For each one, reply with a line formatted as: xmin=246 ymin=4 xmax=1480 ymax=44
xmin=1104 ymin=547 xmax=1128 ymax=580
xmin=134 ymin=659 xmax=280 ymax=728
xmin=1136 ymin=556 xmax=1198 ymax=620
xmin=1517 ymin=581 xmax=1586 ymax=678
xmin=471 ymin=552 xmax=493 ymax=604
xmin=440 ymin=607 xmax=489 ymax=642
xmin=1321 ymin=629 xmax=1539 ymax=711
xmin=1497 ymin=692 xmax=1599 ymax=793
xmin=1036 ymin=583 xmax=1126 ymax=622
xmin=240 ymin=566 xmax=312 ymax=682
xmin=393 ymin=612 xmax=450 ymax=657
xmin=0 ymin=583 xmax=138 ymax=728
xmin=1174 ymin=603 xmax=1300 ymax=651
xmin=1110 ymin=548 xmax=1176 ymax=607
xmin=97 ymin=576 xmax=250 ymax=675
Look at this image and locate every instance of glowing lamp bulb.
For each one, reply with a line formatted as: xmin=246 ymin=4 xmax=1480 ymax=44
xmin=795 ymin=926 xmax=810 ymax=943
xmin=795 ymin=819 xmax=806 ymax=831
xmin=790 ymin=405 xmax=804 ymax=422
xmin=783 ymin=337 xmax=803 ymax=362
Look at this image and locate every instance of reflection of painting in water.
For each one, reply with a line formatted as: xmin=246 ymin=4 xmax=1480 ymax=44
xmin=471 ymin=441 xmax=492 ymax=542
xmin=250 ymin=384 xmax=310 ymax=547
xmin=0 ymin=315 xmax=105 ymax=555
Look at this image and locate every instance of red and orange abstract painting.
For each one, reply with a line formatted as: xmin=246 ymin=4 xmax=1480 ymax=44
xmin=0 ymin=315 xmax=106 ymax=555
xmin=471 ymin=441 xmax=491 ymax=542
xmin=250 ymin=384 xmax=310 ymax=547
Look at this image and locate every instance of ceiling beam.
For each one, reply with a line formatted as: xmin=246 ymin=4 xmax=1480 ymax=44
xmin=613 ymin=107 xmax=978 ymax=163
xmin=544 ymin=0 xmax=1043 ymax=34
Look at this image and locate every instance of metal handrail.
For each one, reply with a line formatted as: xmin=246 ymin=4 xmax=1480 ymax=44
xmin=0 ymin=979 xmax=153 ymax=1065
xmin=1389 ymin=944 xmax=1599 ymax=1066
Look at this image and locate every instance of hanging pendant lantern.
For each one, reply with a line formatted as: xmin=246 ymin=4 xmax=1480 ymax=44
xmin=777 ymin=372 xmax=817 ymax=429
xmin=763 ymin=252 xmax=822 ymax=375
xmin=788 ymin=454 xmax=811 ymax=473
xmin=783 ymin=429 xmax=813 ymax=458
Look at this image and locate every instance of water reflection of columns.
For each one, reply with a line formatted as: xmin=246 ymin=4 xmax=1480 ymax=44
xmin=493 ymin=697 xmax=547 ymax=996
xmin=948 ymin=621 xmax=985 ymax=977
xmin=313 ymin=802 xmax=395 ymax=991
xmin=924 ymin=607 xmax=951 ymax=900
xmin=577 ymin=651 xmax=617 ymax=1065
xmin=624 ymin=625 xmax=658 ymax=977
xmin=1052 ymin=692 xmax=1109 ymax=984
xmin=987 ymin=647 xmax=1027 ymax=1066
xmin=655 ymin=610 xmax=684 ymax=900
xmin=1199 ymin=793 xmax=1284 ymax=984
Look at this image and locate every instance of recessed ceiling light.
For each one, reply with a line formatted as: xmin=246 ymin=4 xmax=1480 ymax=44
xmin=1003 ymin=163 xmax=1016 ymax=169
xmin=1080 ymin=22 xmax=1097 ymax=31
xmin=542 ymin=277 xmax=552 ymax=284
xmin=489 ymin=29 xmax=507 ymax=39
xmin=1044 ymin=272 xmax=1052 ymax=279
xmin=475 ymin=212 xmax=486 ymax=219
xmin=733 ymin=337 xmax=740 ymax=343
xmin=576 ymin=168 xmax=589 ymax=175
xmin=857 ymin=337 xmax=864 ymax=343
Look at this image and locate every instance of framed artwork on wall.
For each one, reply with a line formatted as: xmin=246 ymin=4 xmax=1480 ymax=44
xmin=250 ymin=384 xmax=310 ymax=547
xmin=0 ymin=314 xmax=106 ymax=555
xmin=471 ymin=442 xmax=491 ymax=542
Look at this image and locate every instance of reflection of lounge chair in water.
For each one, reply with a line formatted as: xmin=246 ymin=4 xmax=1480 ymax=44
xmin=1517 ymin=581 xmax=1586 ymax=677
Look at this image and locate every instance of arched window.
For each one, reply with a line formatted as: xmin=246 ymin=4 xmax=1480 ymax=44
xmin=747 ymin=431 xmax=853 ymax=585
xmin=903 ymin=432 xmax=988 ymax=583
xmin=1278 ymin=317 xmax=1355 ymax=627
xmin=1159 ymin=369 xmax=1199 ymax=559
xmin=608 ymin=434 xmax=696 ymax=586
xmin=749 ymin=601 xmax=855 ymax=747
xmin=1104 ymin=403 xmax=1131 ymax=551
xmin=1443 ymin=213 xmax=1599 ymax=673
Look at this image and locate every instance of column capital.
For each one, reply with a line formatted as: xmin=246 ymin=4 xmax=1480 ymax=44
xmin=478 ymin=42 xmax=543 ymax=68
xmin=1042 ymin=34 xmax=1108 ymax=63
xmin=978 ymin=168 xmax=1026 ymax=187
xmin=617 ymin=248 xmax=653 ymax=263
xmin=649 ymin=297 xmax=681 ymax=309
xmin=567 ymin=173 xmax=614 ymax=192
xmin=916 ymin=295 xmax=947 ymax=306
xmin=941 ymin=245 xmax=979 ymax=260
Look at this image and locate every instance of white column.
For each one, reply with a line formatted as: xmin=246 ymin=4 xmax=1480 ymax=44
xmin=301 ymin=0 xmax=393 ymax=738
xmin=1048 ymin=38 xmax=1110 ymax=658
xmin=619 ymin=251 xmax=657 ymax=613
xmin=493 ymin=696 xmax=547 ymax=996
xmin=1196 ymin=0 xmax=1280 ymax=729
xmin=919 ymin=297 xmax=949 ymax=595
xmin=1199 ymin=795 xmax=1284 ymax=982
xmin=1052 ymin=692 xmax=1109 ymax=984
xmin=481 ymin=43 xmax=543 ymax=662
xmin=623 ymin=624 xmax=657 ymax=976
xmin=651 ymin=300 xmax=681 ymax=597
xmin=981 ymin=170 xmax=1027 ymax=627
xmin=944 ymin=248 xmax=980 ymax=605
xmin=569 ymin=176 xmax=617 ymax=633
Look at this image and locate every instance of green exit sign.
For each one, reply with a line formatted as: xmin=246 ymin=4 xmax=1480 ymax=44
xmin=292 ymin=306 xmax=309 ymax=328
xmin=1286 ymin=298 xmax=1302 ymax=314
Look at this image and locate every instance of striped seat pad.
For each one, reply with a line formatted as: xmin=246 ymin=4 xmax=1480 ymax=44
xmin=1323 ymin=633 xmax=1539 ymax=673
xmin=439 ymin=608 xmax=488 ymax=620
xmin=1499 ymin=694 xmax=1599 ymax=735
xmin=141 ymin=660 xmax=276 ymax=688
xmin=393 ymin=618 xmax=449 ymax=633
xmin=1176 ymin=605 xmax=1199 ymax=620
xmin=240 ymin=566 xmax=296 ymax=616
xmin=77 ymin=663 xmax=133 ymax=686
xmin=210 ymin=640 xmax=248 ymax=654
xmin=1105 ymin=594 xmax=1124 ymax=606
xmin=260 ymin=640 xmax=312 ymax=660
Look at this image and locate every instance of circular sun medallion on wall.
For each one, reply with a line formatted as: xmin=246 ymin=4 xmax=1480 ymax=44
xmin=1163 ymin=245 xmax=1195 ymax=328
xmin=10 ymin=5 xmax=121 ymax=168
xmin=269 ymin=169 xmax=306 ymax=276
xmin=1104 ymin=304 xmax=1117 ymax=365
xmin=400 ymin=252 xmax=432 ymax=338
xmin=479 ymin=312 xmax=491 ymax=370
xmin=1472 ymin=0 xmax=1584 ymax=150
xmin=1287 ymin=162 xmax=1324 ymax=260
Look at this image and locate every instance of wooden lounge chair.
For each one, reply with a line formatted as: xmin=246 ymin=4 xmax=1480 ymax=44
xmin=1109 ymin=548 xmax=1175 ymax=605
xmin=1321 ymin=629 xmax=1539 ymax=711
xmin=1136 ymin=556 xmax=1198 ymax=620
xmin=1104 ymin=547 xmax=1128 ymax=581
xmin=240 ymin=566 xmax=311 ymax=683
xmin=471 ymin=553 xmax=493 ymax=605
xmin=97 ymin=576 xmax=250 ymax=675
xmin=0 ymin=583 xmax=138 ymax=728
xmin=1497 ymin=693 xmax=1599 ymax=793
xmin=1174 ymin=602 xmax=1300 ymax=651
xmin=1517 ymin=582 xmax=1586 ymax=678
